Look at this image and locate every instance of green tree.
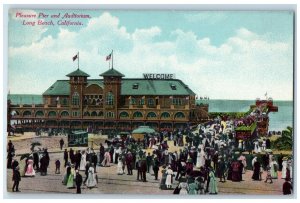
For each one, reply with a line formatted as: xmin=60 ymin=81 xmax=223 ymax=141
xmin=272 ymin=126 xmax=293 ymax=150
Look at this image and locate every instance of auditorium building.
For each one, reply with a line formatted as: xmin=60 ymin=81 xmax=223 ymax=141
xmin=7 ymin=67 xmax=209 ymax=133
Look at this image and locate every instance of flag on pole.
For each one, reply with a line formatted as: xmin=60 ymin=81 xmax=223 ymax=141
xmin=106 ymin=53 xmax=112 ymax=61
xmin=72 ymin=54 xmax=78 ymax=61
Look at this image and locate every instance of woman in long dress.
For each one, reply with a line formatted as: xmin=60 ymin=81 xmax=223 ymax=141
xmin=252 ymin=158 xmax=261 ymax=181
xmin=62 ymin=165 xmax=70 ymax=185
xmin=188 ymin=182 xmax=198 ymax=194
xmin=79 ymin=151 xmax=87 ymax=171
xmin=238 ymin=154 xmax=247 ymax=173
xmin=178 ymin=181 xmax=188 ymax=195
xmin=101 ymin=151 xmax=111 ymax=167
xmin=196 ymin=149 xmax=202 ymax=168
xmin=25 ymin=159 xmax=35 ymax=177
xmin=87 ymin=164 xmax=97 ymax=188
xmin=159 ymin=166 xmax=167 ymax=190
xmin=254 ymin=140 xmax=259 ymax=153
xmin=67 ymin=164 xmax=75 ymax=188
xmin=165 ymin=166 xmax=174 ymax=189
xmin=117 ymin=157 xmax=124 ymax=175
xmin=281 ymin=158 xmax=288 ymax=179
xmin=19 ymin=158 xmax=27 ymax=177
xmin=270 ymin=158 xmax=278 ymax=179
xmin=209 ymin=169 xmax=218 ymax=194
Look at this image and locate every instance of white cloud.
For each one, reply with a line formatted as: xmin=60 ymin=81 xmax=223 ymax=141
xmin=8 ymin=13 xmax=293 ymax=101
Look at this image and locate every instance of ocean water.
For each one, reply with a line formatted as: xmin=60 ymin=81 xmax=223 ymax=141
xmin=8 ymin=95 xmax=293 ymax=132
xmin=199 ymin=99 xmax=294 ymax=131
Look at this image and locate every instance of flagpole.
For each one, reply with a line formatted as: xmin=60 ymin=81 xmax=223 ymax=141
xmin=112 ymin=50 xmax=114 ymax=69
xmin=78 ymin=52 xmax=80 ymax=69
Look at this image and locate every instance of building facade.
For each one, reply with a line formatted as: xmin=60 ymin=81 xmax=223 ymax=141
xmin=8 ymin=67 xmax=209 ymax=133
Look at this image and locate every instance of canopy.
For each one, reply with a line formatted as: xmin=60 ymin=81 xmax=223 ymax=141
xmin=132 ymin=126 xmax=156 ymax=134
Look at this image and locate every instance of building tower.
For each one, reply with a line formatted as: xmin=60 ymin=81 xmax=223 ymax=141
xmin=66 ymin=69 xmax=90 ymax=119
xmin=100 ymin=68 xmax=125 ymax=120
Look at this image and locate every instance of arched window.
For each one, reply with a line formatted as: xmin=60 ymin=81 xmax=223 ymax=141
xmin=61 ymin=111 xmax=69 ymax=117
xmin=161 ymin=112 xmax=170 ymax=118
xmin=23 ymin=110 xmax=31 ymax=117
xmin=147 ymin=112 xmax=157 ymax=118
xmin=98 ymin=111 xmax=104 ymax=117
xmin=91 ymin=111 xmax=97 ymax=117
xmin=120 ymin=111 xmax=129 ymax=118
xmin=174 ymin=112 xmax=185 ymax=119
xmin=35 ymin=111 xmax=44 ymax=117
xmin=133 ymin=111 xmax=143 ymax=118
xmin=106 ymin=92 xmax=114 ymax=105
xmin=72 ymin=92 xmax=80 ymax=105
xmin=84 ymin=112 xmax=90 ymax=116
xmin=48 ymin=111 xmax=57 ymax=117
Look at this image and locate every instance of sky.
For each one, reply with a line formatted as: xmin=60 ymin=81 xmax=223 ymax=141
xmin=7 ymin=10 xmax=294 ymax=100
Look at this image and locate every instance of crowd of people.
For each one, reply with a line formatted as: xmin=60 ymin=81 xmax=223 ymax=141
xmin=7 ymin=116 xmax=293 ymax=195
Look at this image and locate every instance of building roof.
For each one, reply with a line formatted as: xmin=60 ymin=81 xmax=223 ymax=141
xmin=100 ymin=68 xmax=125 ymax=77
xmin=66 ymin=69 xmax=90 ymax=77
xmin=43 ymin=80 xmax=70 ymax=96
xmin=43 ymin=78 xmax=196 ymax=96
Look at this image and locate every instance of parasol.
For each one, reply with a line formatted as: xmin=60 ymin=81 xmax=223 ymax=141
xmin=20 ymin=153 xmax=31 ymax=160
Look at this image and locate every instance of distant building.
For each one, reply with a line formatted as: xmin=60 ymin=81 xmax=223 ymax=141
xmin=7 ymin=67 xmax=209 ymax=132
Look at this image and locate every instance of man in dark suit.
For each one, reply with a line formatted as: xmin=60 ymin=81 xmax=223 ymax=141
xmin=33 ymin=151 xmax=40 ymax=171
xmin=75 ymin=150 xmax=81 ymax=170
xmin=146 ymin=153 xmax=153 ymax=173
xmin=12 ymin=166 xmax=21 ymax=192
xmin=69 ymin=148 xmax=75 ymax=164
xmin=140 ymin=157 xmax=147 ymax=182
xmin=92 ymin=152 xmax=98 ymax=173
xmin=59 ymin=138 xmax=64 ymax=150
xmin=99 ymin=144 xmax=105 ymax=164
xmin=64 ymin=149 xmax=68 ymax=167
xmin=75 ymin=170 xmax=83 ymax=194
xmin=126 ymin=152 xmax=133 ymax=175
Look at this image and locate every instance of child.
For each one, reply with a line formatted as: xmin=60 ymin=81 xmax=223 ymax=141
xmin=265 ymin=166 xmax=273 ymax=184
xmin=283 ymin=178 xmax=292 ymax=195
xmin=55 ymin=159 xmax=61 ymax=174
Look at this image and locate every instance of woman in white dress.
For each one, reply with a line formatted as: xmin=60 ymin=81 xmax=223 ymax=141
xmin=87 ymin=164 xmax=97 ymax=188
xmin=196 ymin=149 xmax=202 ymax=168
xmin=288 ymin=160 xmax=293 ymax=179
xmin=79 ymin=151 xmax=87 ymax=171
xmin=178 ymin=181 xmax=188 ymax=195
xmin=254 ymin=140 xmax=259 ymax=153
xmin=117 ymin=157 xmax=124 ymax=175
xmin=165 ymin=166 xmax=174 ymax=189
xmin=238 ymin=140 xmax=243 ymax=150
xmin=281 ymin=158 xmax=288 ymax=179
xmin=270 ymin=158 xmax=278 ymax=179
xmin=262 ymin=139 xmax=266 ymax=151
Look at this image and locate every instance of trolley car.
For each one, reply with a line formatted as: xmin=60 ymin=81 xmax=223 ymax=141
xmin=68 ymin=130 xmax=88 ymax=147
